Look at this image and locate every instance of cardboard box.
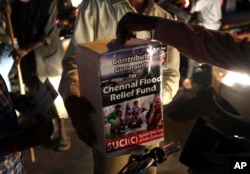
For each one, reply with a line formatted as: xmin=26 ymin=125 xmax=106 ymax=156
xmin=76 ymin=38 xmax=165 ymax=157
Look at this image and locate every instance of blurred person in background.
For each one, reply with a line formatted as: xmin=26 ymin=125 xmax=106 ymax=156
xmin=181 ymin=0 xmax=222 ymax=90
xmin=7 ymin=0 xmax=70 ymax=151
xmin=59 ymin=0 xmax=180 ymax=173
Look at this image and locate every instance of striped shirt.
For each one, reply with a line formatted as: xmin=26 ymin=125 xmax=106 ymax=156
xmin=0 ymin=152 xmax=23 ymax=174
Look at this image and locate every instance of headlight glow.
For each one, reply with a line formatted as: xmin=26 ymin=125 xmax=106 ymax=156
xmin=221 ymin=71 xmax=250 ymax=87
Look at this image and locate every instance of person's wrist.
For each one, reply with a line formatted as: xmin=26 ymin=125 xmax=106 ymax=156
xmin=147 ymin=16 xmax=158 ymax=31
xmin=24 ymin=47 xmax=31 ymax=54
xmin=153 ymin=18 xmax=167 ymax=41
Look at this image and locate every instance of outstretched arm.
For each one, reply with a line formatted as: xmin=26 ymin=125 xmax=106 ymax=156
xmin=116 ymin=13 xmax=250 ymax=74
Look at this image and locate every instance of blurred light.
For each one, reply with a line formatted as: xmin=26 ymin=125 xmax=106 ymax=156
xmin=182 ymin=0 xmax=190 ymax=8
xmin=55 ymin=19 xmax=60 ymax=25
xmin=62 ymin=38 xmax=71 ymax=51
xmin=71 ymin=0 xmax=82 ymax=7
xmin=147 ymin=45 xmax=155 ymax=72
xmin=233 ymin=135 xmax=245 ymax=140
xmin=20 ymin=0 xmax=30 ymax=2
xmin=221 ymin=71 xmax=250 ymax=86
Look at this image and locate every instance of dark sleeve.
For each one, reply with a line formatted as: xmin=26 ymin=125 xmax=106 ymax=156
xmin=39 ymin=0 xmax=58 ymax=45
xmin=0 ymin=120 xmax=53 ymax=157
xmin=154 ymin=19 xmax=250 ymax=74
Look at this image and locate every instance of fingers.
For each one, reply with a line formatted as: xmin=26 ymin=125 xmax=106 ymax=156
xmin=72 ymin=116 xmax=97 ymax=147
xmin=85 ymin=120 xmax=97 ymax=147
xmin=82 ymin=114 xmax=97 ymax=145
xmin=65 ymin=95 xmax=95 ymax=114
xmin=116 ymin=12 xmax=158 ymax=44
xmin=80 ymin=96 xmax=95 ymax=113
xmin=10 ymin=49 xmax=21 ymax=63
xmin=116 ymin=32 xmax=136 ymax=44
xmin=116 ymin=22 xmax=129 ymax=44
xmin=65 ymin=95 xmax=97 ymax=147
xmin=116 ymin=12 xmax=136 ymax=44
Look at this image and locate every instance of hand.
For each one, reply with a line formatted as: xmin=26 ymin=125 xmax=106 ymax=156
xmin=18 ymin=118 xmax=54 ymax=147
xmin=182 ymin=78 xmax=192 ymax=89
xmin=116 ymin=12 xmax=158 ymax=44
xmin=232 ymin=32 xmax=250 ymax=40
xmin=0 ymin=118 xmax=53 ymax=156
xmin=9 ymin=92 xmax=32 ymax=113
xmin=1 ymin=2 xmax=11 ymax=16
xmin=64 ymin=95 xmax=97 ymax=147
xmin=11 ymin=48 xmax=29 ymax=63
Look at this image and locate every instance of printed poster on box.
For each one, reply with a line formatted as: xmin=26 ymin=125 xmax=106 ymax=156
xmin=76 ymin=39 xmax=167 ymax=157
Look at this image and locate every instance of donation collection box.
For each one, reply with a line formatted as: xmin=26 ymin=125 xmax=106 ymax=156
xmin=76 ymin=38 xmax=165 ymax=157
